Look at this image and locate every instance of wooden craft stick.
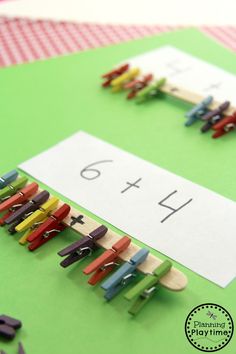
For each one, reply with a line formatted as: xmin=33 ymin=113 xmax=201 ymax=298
xmin=159 ymin=82 xmax=236 ymax=116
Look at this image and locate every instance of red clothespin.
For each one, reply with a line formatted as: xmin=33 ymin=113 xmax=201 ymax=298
xmin=0 ymin=211 xmax=13 ymax=226
xmin=124 ymin=74 xmax=153 ymax=99
xmin=212 ymin=111 xmax=236 ymax=138
xmin=83 ymin=236 xmax=131 ymax=285
xmin=27 ymin=204 xmax=71 ymax=251
xmin=0 ymin=182 xmax=38 ymax=213
xmin=102 ymin=64 xmax=129 ymax=87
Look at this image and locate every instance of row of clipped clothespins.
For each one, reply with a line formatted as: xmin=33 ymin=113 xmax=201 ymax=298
xmin=0 ymin=170 xmax=186 ymax=316
xmin=101 ymin=64 xmax=236 ymax=138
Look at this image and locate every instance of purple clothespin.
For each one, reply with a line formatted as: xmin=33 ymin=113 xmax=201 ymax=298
xmin=201 ymin=101 xmax=230 ymax=133
xmin=18 ymin=342 xmax=25 ymax=354
xmin=58 ymin=225 xmax=108 ymax=268
xmin=0 ymin=315 xmax=22 ymax=340
xmin=8 ymin=220 xmax=22 ymax=235
xmin=4 ymin=191 xmax=50 ymax=225
xmin=0 ymin=343 xmax=25 ymax=354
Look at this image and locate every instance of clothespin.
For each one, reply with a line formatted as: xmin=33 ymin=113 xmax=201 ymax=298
xmin=200 ymin=101 xmax=230 ymax=133
xmin=0 ymin=211 xmax=14 ymax=226
xmin=0 ymin=186 xmax=34 ymax=227
xmin=58 ymin=225 xmax=108 ymax=268
xmin=135 ymin=78 xmax=166 ymax=104
xmin=18 ymin=217 xmax=48 ymax=245
xmin=0 ymin=315 xmax=22 ymax=340
xmin=9 ymin=197 xmax=57 ymax=237
xmin=0 ymin=200 xmax=28 ymax=228
xmin=124 ymin=74 xmax=153 ymax=99
xmin=0 ymin=343 xmax=25 ymax=354
xmin=4 ymin=191 xmax=50 ymax=225
xmin=18 ymin=215 xmax=50 ymax=245
xmin=18 ymin=342 xmax=25 ymax=354
xmin=111 ymin=68 xmax=140 ymax=92
xmin=212 ymin=111 xmax=236 ymax=138
xmin=0 ymin=182 xmax=38 ymax=213
xmin=7 ymin=213 xmax=30 ymax=235
xmin=124 ymin=260 xmax=172 ymax=315
xmin=0 ymin=177 xmax=28 ymax=202
xmin=0 ymin=170 xmax=18 ymax=189
xmin=101 ymin=248 xmax=149 ymax=300
xmin=185 ymin=95 xmax=213 ymax=126
xmin=102 ymin=64 xmax=129 ymax=87
xmin=6 ymin=199 xmax=44 ymax=237
xmin=83 ymin=236 xmax=131 ymax=285
xmin=27 ymin=204 xmax=71 ymax=251
xmin=15 ymin=196 xmax=59 ymax=232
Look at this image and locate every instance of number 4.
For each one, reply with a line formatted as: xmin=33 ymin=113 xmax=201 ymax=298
xmin=158 ymin=190 xmax=193 ymax=223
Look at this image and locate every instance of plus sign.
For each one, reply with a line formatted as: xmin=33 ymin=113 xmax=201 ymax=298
xmin=204 ymin=82 xmax=222 ymax=91
xmin=167 ymin=60 xmax=190 ymax=77
xmin=70 ymin=215 xmax=85 ymax=226
xmin=121 ymin=178 xmax=142 ymax=194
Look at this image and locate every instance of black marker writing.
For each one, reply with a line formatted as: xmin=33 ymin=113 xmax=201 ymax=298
xmin=158 ymin=190 xmax=193 ymax=223
xmin=70 ymin=215 xmax=85 ymax=226
xmin=167 ymin=60 xmax=190 ymax=77
xmin=204 ymin=82 xmax=222 ymax=92
xmin=80 ymin=160 xmax=113 ymax=180
xmin=121 ymin=178 xmax=142 ymax=194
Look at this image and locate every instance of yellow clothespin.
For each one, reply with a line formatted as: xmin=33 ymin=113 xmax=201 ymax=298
xmin=19 ymin=229 xmax=35 ymax=245
xmin=18 ymin=217 xmax=47 ymax=245
xmin=15 ymin=197 xmax=59 ymax=232
xmin=111 ymin=68 xmax=140 ymax=92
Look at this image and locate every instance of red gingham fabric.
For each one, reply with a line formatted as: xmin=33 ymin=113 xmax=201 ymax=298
xmin=0 ymin=17 xmax=236 ymax=67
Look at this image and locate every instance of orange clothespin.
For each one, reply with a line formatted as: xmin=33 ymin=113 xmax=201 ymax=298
xmin=124 ymin=74 xmax=153 ymax=99
xmin=101 ymin=64 xmax=129 ymax=87
xmin=0 ymin=182 xmax=38 ymax=213
xmin=0 ymin=211 xmax=13 ymax=226
xmin=83 ymin=236 xmax=131 ymax=285
xmin=212 ymin=111 xmax=236 ymax=138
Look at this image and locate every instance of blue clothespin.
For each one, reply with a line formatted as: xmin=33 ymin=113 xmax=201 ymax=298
xmin=0 ymin=170 xmax=18 ymax=189
xmin=101 ymin=248 xmax=149 ymax=300
xmin=185 ymin=96 xmax=213 ymax=126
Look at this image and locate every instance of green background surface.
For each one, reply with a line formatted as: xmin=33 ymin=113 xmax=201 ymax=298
xmin=0 ymin=28 xmax=236 ymax=354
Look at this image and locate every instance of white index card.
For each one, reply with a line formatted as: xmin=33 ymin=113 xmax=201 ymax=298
xmin=124 ymin=46 xmax=236 ymax=105
xmin=19 ymin=131 xmax=236 ymax=287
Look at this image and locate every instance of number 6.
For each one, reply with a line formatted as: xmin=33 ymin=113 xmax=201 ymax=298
xmin=80 ymin=160 xmax=113 ymax=180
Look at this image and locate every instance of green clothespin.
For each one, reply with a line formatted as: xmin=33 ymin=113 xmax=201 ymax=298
xmin=0 ymin=176 xmax=28 ymax=201
xmin=136 ymin=77 xmax=166 ymax=104
xmin=124 ymin=260 xmax=172 ymax=315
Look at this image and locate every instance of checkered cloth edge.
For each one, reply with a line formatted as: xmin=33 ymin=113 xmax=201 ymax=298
xmin=0 ymin=17 xmax=236 ymax=67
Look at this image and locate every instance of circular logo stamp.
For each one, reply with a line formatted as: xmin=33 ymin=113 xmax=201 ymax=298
xmin=185 ymin=303 xmax=234 ymax=352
